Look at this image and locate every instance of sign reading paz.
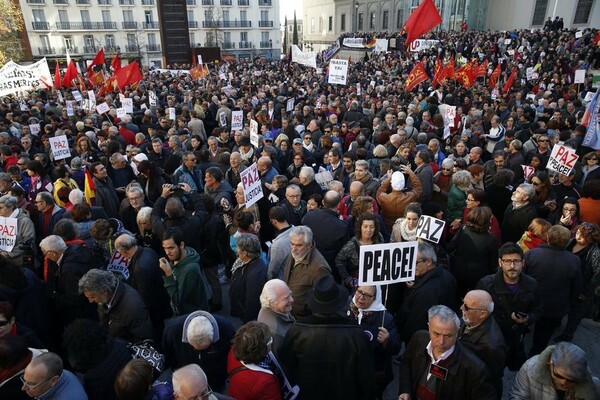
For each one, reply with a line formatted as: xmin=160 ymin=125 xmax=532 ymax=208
xmin=49 ymin=136 xmax=71 ymax=160
xmin=359 ymin=242 xmax=418 ymax=286
xmin=240 ymin=163 xmax=263 ymax=208
xmin=547 ymin=144 xmax=579 ymax=176
xmin=0 ymin=217 xmax=18 ymax=252
xmin=416 ymin=216 xmax=446 ymax=244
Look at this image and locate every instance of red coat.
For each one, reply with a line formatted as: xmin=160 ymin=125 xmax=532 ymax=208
xmin=226 ymin=349 xmax=282 ymax=400
xmin=118 ymin=126 xmax=136 ymax=146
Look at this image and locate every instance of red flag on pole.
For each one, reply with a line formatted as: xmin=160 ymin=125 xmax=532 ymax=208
xmin=476 ymin=59 xmax=489 ymax=78
xmin=432 ymin=58 xmax=443 ymax=87
xmin=405 ymin=61 xmax=429 ymax=92
xmin=489 ymin=63 xmax=502 ymax=88
xmin=111 ymin=53 xmax=121 ymax=72
xmin=502 ymin=68 xmax=517 ymax=93
xmin=54 ymin=62 xmax=61 ymax=89
xmin=454 ymin=62 xmax=475 ymax=88
xmin=444 ymin=56 xmax=455 ymax=81
xmin=62 ymin=61 xmax=78 ymax=88
xmin=115 ymin=61 xmax=142 ymax=88
xmin=402 ymin=0 xmax=443 ymax=47
xmin=86 ymin=48 xmax=106 ymax=74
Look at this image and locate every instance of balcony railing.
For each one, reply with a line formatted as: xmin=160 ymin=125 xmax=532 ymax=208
xmin=259 ymin=41 xmax=271 ymax=48
xmin=238 ymin=0 xmax=249 ymax=5
xmin=258 ymin=0 xmax=270 ymax=5
xmin=27 ymin=0 xmax=45 ymax=3
xmin=98 ymin=0 xmax=111 ymax=4
xmin=258 ymin=20 xmax=273 ymax=27
xmin=222 ymin=41 xmax=235 ymax=49
xmin=119 ymin=0 xmax=134 ymax=4
xmin=32 ymin=22 xmax=50 ymax=30
xmin=238 ymin=41 xmax=251 ymax=48
xmin=38 ymin=47 xmax=55 ymax=55
xmin=142 ymin=0 xmax=155 ymax=4
xmin=125 ymin=45 xmax=139 ymax=52
xmin=83 ymin=46 xmax=98 ymax=53
xmin=201 ymin=0 xmax=213 ymax=4
xmin=122 ymin=21 xmax=138 ymax=29
xmin=61 ymin=47 xmax=79 ymax=53
xmin=186 ymin=0 xmax=196 ymax=4
xmin=147 ymin=44 xmax=161 ymax=52
xmin=188 ymin=21 xmax=198 ymax=28
xmin=143 ymin=21 xmax=159 ymax=29
xmin=104 ymin=46 xmax=118 ymax=52
xmin=220 ymin=0 xmax=231 ymax=5
xmin=55 ymin=21 xmax=117 ymax=30
xmin=76 ymin=0 xmax=90 ymax=4
xmin=53 ymin=0 xmax=68 ymax=4
xmin=221 ymin=20 xmax=251 ymax=27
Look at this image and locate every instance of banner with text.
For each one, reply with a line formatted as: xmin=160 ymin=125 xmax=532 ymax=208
xmin=416 ymin=216 xmax=446 ymax=244
xmin=359 ymin=241 xmax=418 ymax=285
xmin=0 ymin=58 xmax=52 ymax=96
xmin=240 ymin=163 xmax=264 ymax=208
xmin=408 ymin=39 xmax=441 ymax=52
xmin=328 ymin=59 xmax=349 ymax=85
xmin=291 ymin=45 xmax=317 ymax=69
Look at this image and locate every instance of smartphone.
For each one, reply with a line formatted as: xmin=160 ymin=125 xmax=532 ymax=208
xmin=515 ymin=311 xmax=528 ymax=318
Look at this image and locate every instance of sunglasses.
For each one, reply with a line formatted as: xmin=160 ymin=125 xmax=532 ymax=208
xmin=0 ymin=320 xmax=10 ymax=327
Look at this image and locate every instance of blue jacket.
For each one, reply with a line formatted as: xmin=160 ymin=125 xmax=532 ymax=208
xmin=39 ymin=370 xmax=88 ymax=400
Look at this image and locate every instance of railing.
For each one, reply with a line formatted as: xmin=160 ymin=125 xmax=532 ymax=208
xmin=201 ymin=0 xmax=213 ymax=4
xmin=53 ymin=0 xmax=68 ymax=4
xmin=202 ymin=21 xmax=217 ymax=28
xmin=147 ymin=44 xmax=161 ymax=52
xmin=258 ymin=20 xmax=273 ymax=27
xmin=104 ymin=46 xmax=118 ymax=52
xmin=222 ymin=42 xmax=235 ymax=49
xmin=188 ymin=21 xmax=198 ymax=28
xmin=143 ymin=21 xmax=159 ymax=29
xmin=27 ymin=0 xmax=45 ymax=4
xmin=220 ymin=0 xmax=231 ymax=5
xmin=122 ymin=21 xmax=138 ymax=29
xmin=238 ymin=0 xmax=249 ymax=5
xmin=83 ymin=46 xmax=97 ymax=53
xmin=258 ymin=0 xmax=270 ymax=5
xmin=38 ymin=47 xmax=55 ymax=55
xmin=76 ymin=0 xmax=90 ymax=4
xmin=97 ymin=0 xmax=111 ymax=4
xmin=222 ymin=20 xmax=251 ymax=27
xmin=259 ymin=41 xmax=271 ymax=48
xmin=56 ymin=21 xmax=117 ymax=30
xmin=186 ymin=0 xmax=196 ymax=4
xmin=238 ymin=41 xmax=252 ymax=48
xmin=61 ymin=47 xmax=79 ymax=53
xmin=119 ymin=0 xmax=134 ymax=4
xmin=142 ymin=0 xmax=155 ymax=4
xmin=32 ymin=22 xmax=50 ymax=30
xmin=125 ymin=45 xmax=139 ymax=52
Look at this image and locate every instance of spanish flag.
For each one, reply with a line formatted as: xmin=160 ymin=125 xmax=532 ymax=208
xmin=84 ymin=168 xmax=96 ymax=206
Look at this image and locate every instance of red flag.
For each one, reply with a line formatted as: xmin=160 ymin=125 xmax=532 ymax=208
xmin=111 ymin=53 xmax=121 ymax=72
xmin=444 ymin=56 xmax=455 ymax=81
xmin=405 ymin=61 xmax=429 ymax=92
xmin=489 ymin=63 xmax=502 ymax=88
xmin=86 ymin=48 xmax=106 ymax=74
xmin=62 ymin=61 xmax=78 ymax=88
xmin=88 ymin=70 xmax=105 ymax=88
xmin=54 ymin=62 xmax=61 ymax=89
xmin=454 ymin=62 xmax=475 ymax=88
xmin=476 ymin=59 xmax=489 ymax=78
xmin=432 ymin=58 xmax=443 ymax=87
xmin=402 ymin=0 xmax=443 ymax=47
xmin=502 ymin=68 xmax=517 ymax=93
xmin=115 ymin=61 xmax=142 ymax=89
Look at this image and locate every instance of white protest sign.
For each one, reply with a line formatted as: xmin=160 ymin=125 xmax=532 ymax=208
xmin=80 ymin=99 xmax=89 ymax=112
xmin=547 ymin=144 xmax=579 ymax=176
xmin=526 ymin=67 xmax=534 ymax=81
xmin=66 ymin=101 xmax=75 ymax=116
xmin=328 ymin=59 xmax=349 ymax=85
xmin=29 ymin=123 xmax=41 ymax=136
xmin=231 ymin=110 xmax=243 ymax=131
xmin=359 ymin=241 xmax=418 ymax=285
xmin=316 ymin=68 xmax=323 ymax=74
xmin=240 ymin=163 xmax=264 ymax=208
xmin=106 ymin=251 xmax=130 ymax=280
xmin=168 ymin=107 xmax=176 ymax=120
xmin=291 ymin=45 xmax=317 ymax=69
xmin=0 ymin=58 xmax=52 ymax=96
xmin=122 ymin=98 xmax=133 ymax=114
xmin=575 ymin=31 xmax=582 ymax=39
xmin=141 ymin=103 xmax=147 ymax=110
xmin=219 ymin=112 xmax=227 ymax=127
xmin=96 ymin=102 xmax=110 ymax=114
xmin=444 ymin=105 xmax=456 ymax=127
xmin=49 ymin=136 xmax=71 ymax=160
xmin=88 ymin=99 xmax=96 ymax=112
xmin=416 ymin=216 xmax=446 ymax=244
xmin=574 ymin=69 xmax=586 ymax=84
xmin=149 ymin=91 xmax=157 ymax=107
xmin=0 ymin=217 xmax=18 ymax=252
xmin=584 ymin=91 xmax=595 ymax=102
xmin=19 ymin=100 xmax=28 ymax=111
xmin=228 ymin=72 xmax=234 ymax=80
xmin=522 ymin=165 xmax=535 ymax=181
xmin=119 ymin=93 xmax=126 ymax=103
xmin=197 ymin=55 xmax=203 ymax=65
xmin=116 ymin=108 xmax=126 ymax=119
xmin=370 ymin=80 xmax=376 ymax=88
xmin=504 ymin=38 xmax=511 ymax=45
xmin=87 ymin=90 xmax=96 ymax=103
xmin=315 ymin=170 xmax=334 ymax=190
xmin=249 ymin=119 xmax=259 ymax=147
xmin=286 ymin=98 xmax=294 ymax=112
xmin=72 ymin=90 xmax=83 ymax=102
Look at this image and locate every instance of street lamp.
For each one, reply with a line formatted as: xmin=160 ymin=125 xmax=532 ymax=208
xmin=352 ymin=0 xmax=359 ymax=33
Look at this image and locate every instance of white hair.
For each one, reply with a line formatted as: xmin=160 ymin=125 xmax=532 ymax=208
xmin=186 ymin=316 xmax=214 ymax=350
xmin=69 ymin=189 xmax=84 ymax=205
xmin=260 ymin=279 xmax=288 ymax=308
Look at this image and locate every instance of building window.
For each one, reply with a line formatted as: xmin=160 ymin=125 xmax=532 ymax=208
xmin=32 ymin=9 xmax=46 ymax=22
xmin=369 ymin=12 xmax=375 ymax=29
xmin=40 ymin=35 xmax=51 ymax=48
xmin=64 ymin=36 xmax=74 ymax=50
xmin=148 ymin=33 xmax=156 ymax=45
xmin=382 ymin=10 xmax=388 ymax=29
xmin=261 ymin=10 xmax=268 ymax=20
xmin=240 ymin=31 xmax=247 ymax=42
xmin=102 ymin=10 xmax=111 ymax=22
xmin=240 ymin=10 xmax=247 ymax=21
xmin=145 ymin=11 xmax=153 ymax=23
xmin=223 ymin=10 xmax=229 ymax=21
xmin=223 ymin=31 xmax=231 ymax=43
xmin=531 ymin=0 xmax=548 ymax=25
xmin=397 ymin=9 xmax=404 ymax=28
xmin=105 ymin=34 xmax=115 ymax=48
xmin=358 ymin=13 xmax=363 ymax=30
xmin=341 ymin=13 xmax=346 ymax=31
xmin=311 ymin=17 xmax=315 ymax=33
xmin=328 ymin=16 xmax=332 ymax=31
xmin=574 ymin=0 xmax=593 ymax=23
xmin=58 ymin=10 xmax=69 ymax=23
xmin=81 ymin=10 xmax=91 ymax=23
xmin=319 ymin=17 xmax=323 ymax=32
xmin=83 ymin=35 xmax=94 ymax=47
xmin=189 ymin=32 xmax=195 ymax=46
xmin=123 ymin=10 xmax=134 ymax=22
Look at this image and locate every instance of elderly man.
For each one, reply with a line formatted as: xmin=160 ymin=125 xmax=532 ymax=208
xmin=90 ymin=161 xmax=120 ymax=219
xmin=511 ymin=342 xmax=600 ymax=399
xmin=22 ymin=352 xmax=88 ymax=399
xmin=414 ymin=150 xmax=434 ymax=202
xmin=459 ymin=290 xmax=508 ymax=396
xmin=0 ymin=194 xmax=35 ymax=265
xmin=107 ymin=153 xmax=136 ymax=197
xmin=257 ymin=156 xmax=278 ymax=185
xmin=280 ymin=184 xmax=306 ymax=226
xmin=35 ymin=192 xmax=65 ymax=240
xmin=282 ymin=226 xmax=332 ymax=318
xmin=257 ymin=279 xmax=295 ymax=355
xmin=172 ymin=364 xmax=235 ymax=400
xmin=501 ymin=183 xmax=538 ymax=243
xmin=172 ymin=151 xmax=204 ymax=192
xmin=399 ymin=305 xmax=496 ymax=400
xmin=376 ymin=165 xmax=422 ymax=232
xmin=524 ymin=225 xmax=583 ymax=356
xmin=118 ymin=185 xmax=149 ymax=233
xmin=162 ymin=310 xmax=235 ymax=391
xmin=348 ymin=160 xmax=380 ymax=198
xmin=298 ymin=166 xmax=323 ymax=202
xmin=225 ymin=151 xmax=246 ymax=191
xmin=79 ymin=268 xmax=153 ymax=343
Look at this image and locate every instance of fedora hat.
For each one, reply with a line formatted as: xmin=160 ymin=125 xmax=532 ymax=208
xmin=307 ymin=275 xmax=350 ymax=314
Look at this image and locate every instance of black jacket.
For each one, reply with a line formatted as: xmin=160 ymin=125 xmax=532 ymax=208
xmin=83 ymin=337 xmax=133 ymax=400
xmin=151 ymin=195 xmax=207 ymax=254
xmin=300 ymin=179 xmax=324 ymax=202
xmin=302 ymin=208 xmax=349 ymax=274
xmin=399 ymin=331 xmax=497 ymax=400
xmin=501 ymin=202 xmax=537 ymax=244
xmin=229 ymin=257 xmax=268 ymax=323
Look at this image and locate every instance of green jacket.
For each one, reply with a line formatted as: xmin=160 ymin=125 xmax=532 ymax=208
xmin=163 ymin=247 xmax=210 ymax=315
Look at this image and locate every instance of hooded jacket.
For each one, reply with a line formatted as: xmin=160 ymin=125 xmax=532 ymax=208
xmin=163 ymin=247 xmax=210 ymax=315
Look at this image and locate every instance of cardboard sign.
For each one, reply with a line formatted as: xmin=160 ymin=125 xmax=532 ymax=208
xmin=547 ymin=144 xmax=579 ymax=176
xmin=49 ymin=135 xmax=71 ymax=160
xmin=574 ymin=69 xmax=586 ymax=84
xmin=286 ymin=98 xmax=294 ymax=112
xmin=522 ymin=165 xmax=535 ymax=181
xmin=416 ymin=216 xmax=446 ymax=244
xmin=96 ymin=102 xmax=110 ymax=114
xmin=168 ymin=107 xmax=176 ymax=120
xmin=87 ymin=90 xmax=96 ymax=103
xmin=328 ymin=59 xmax=349 ymax=85
xmin=356 ymin=82 xmax=362 ymax=95
xmin=359 ymin=241 xmax=418 ymax=285
xmin=66 ymin=101 xmax=75 ymax=116
xmin=315 ymin=171 xmax=334 ymax=190
xmin=122 ymin=98 xmax=133 ymax=114
xmin=116 ymin=108 xmax=126 ymax=119
xmin=106 ymin=251 xmax=130 ymax=281
xmin=444 ymin=105 xmax=456 ymax=128
xmin=575 ymin=31 xmax=582 ymax=39
xmin=231 ymin=110 xmax=243 ymax=131
xmin=219 ymin=112 xmax=227 ymax=127
xmin=0 ymin=217 xmax=18 ymax=252
xmin=249 ymin=119 xmax=259 ymax=147
xmin=149 ymin=90 xmax=157 ymax=107
xmin=240 ymin=163 xmax=264 ymax=208
xmin=72 ymin=90 xmax=83 ymax=102
xmin=29 ymin=123 xmax=41 ymax=136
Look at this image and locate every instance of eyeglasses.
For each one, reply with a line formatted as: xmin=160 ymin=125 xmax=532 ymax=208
xmin=186 ymin=158 xmax=197 ymax=162
xmin=461 ymin=302 xmax=487 ymax=312
xmin=356 ymin=290 xmax=375 ymax=300
xmin=466 ymin=197 xmax=476 ymax=202
xmin=589 ymin=158 xmax=598 ymax=161
xmin=550 ymin=363 xmax=576 ymax=384
xmin=416 ymin=258 xmax=428 ymax=264
xmin=286 ymin=194 xmax=301 ymax=199
xmin=20 ymin=375 xmax=53 ymax=390
xmin=501 ymin=258 xmax=523 ymax=265
xmin=538 ymin=139 xmax=549 ymax=142
xmin=531 ymin=181 xmax=542 ymax=186
xmin=0 ymin=320 xmax=10 ymax=327
xmin=442 ymin=168 xmax=453 ymax=171
xmin=42 ymin=250 xmax=54 ymax=257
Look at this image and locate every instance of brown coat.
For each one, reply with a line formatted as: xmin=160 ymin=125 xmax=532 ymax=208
xmin=376 ymin=172 xmax=422 ymax=231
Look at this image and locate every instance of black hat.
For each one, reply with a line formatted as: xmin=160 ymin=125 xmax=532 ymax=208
xmin=239 ymin=136 xmax=251 ymax=146
xmin=348 ymin=121 xmax=360 ymax=129
xmin=307 ymin=275 xmax=349 ymax=314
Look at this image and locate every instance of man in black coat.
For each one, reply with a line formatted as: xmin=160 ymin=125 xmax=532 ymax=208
xmin=398 ymin=305 xmax=497 ymax=400
xmin=161 ymin=310 xmax=235 ymax=392
xmin=501 ymin=183 xmax=538 ymax=243
xmin=524 ymin=225 xmax=583 ymax=356
xmin=301 ymin=190 xmax=348 ymax=279
xmin=119 ymin=185 xmax=151 ymax=233
xmin=459 ymin=290 xmax=508 ymax=397
xmin=298 ymin=166 xmax=324 ymax=202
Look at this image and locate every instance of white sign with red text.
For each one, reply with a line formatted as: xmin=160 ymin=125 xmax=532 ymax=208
xmin=240 ymin=163 xmax=264 ymax=208
xmin=231 ymin=111 xmax=243 ymax=131
xmin=0 ymin=217 xmax=18 ymax=252
xmin=49 ymin=135 xmax=71 ymax=160
xmin=547 ymin=144 xmax=579 ymax=176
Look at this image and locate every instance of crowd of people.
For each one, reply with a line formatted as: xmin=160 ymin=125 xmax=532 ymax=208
xmin=0 ymin=23 xmax=600 ymax=400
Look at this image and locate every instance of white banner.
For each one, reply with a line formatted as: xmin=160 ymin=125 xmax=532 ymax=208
xmin=328 ymin=59 xmax=349 ymax=85
xmin=231 ymin=110 xmax=243 ymax=131
xmin=0 ymin=58 xmax=52 ymax=96
xmin=408 ymin=39 xmax=440 ymax=52
xmin=374 ymin=39 xmax=389 ymax=53
xmin=122 ymin=98 xmax=133 ymax=114
xmin=149 ymin=90 xmax=157 ymax=107
xmin=342 ymin=38 xmax=366 ymax=48
xmin=416 ymin=216 xmax=445 ymax=244
xmin=291 ymin=45 xmax=317 ymax=69
xmin=0 ymin=217 xmax=18 ymax=252
xmin=249 ymin=120 xmax=259 ymax=147
xmin=547 ymin=144 xmax=579 ymax=176
xmin=96 ymin=102 xmax=110 ymax=114
xmin=359 ymin=242 xmax=418 ymax=285
xmin=240 ymin=163 xmax=264 ymax=208
xmin=49 ymin=136 xmax=71 ymax=161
